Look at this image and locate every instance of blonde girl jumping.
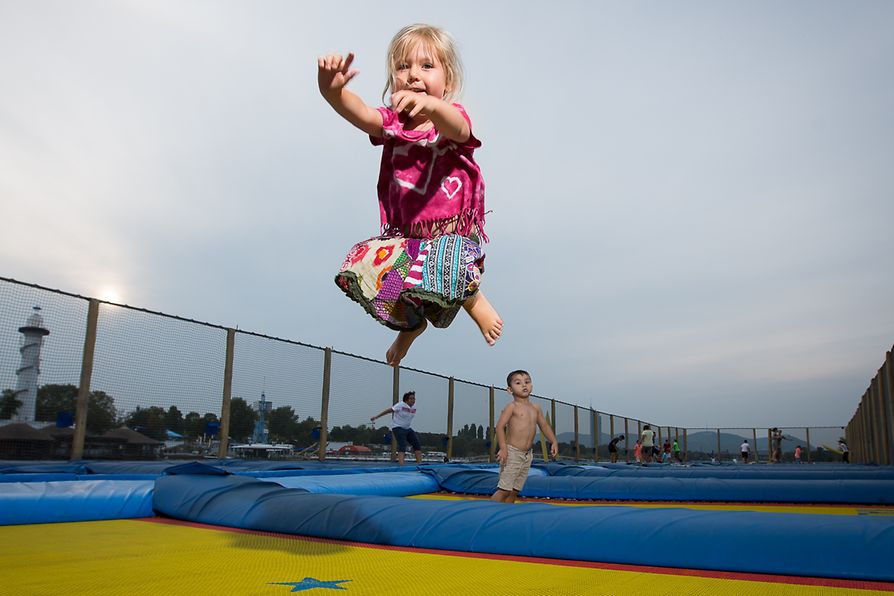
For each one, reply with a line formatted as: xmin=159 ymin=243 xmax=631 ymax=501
xmin=318 ymin=24 xmax=502 ymax=366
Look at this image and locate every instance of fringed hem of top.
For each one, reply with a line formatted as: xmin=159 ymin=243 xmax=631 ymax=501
xmin=382 ymin=209 xmax=488 ymax=244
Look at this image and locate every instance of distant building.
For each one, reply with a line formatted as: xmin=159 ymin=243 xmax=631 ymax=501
xmin=0 ymin=422 xmax=53 ymax=458
xmin=14 ymin=306 xmax=50 ymax=423
xmin=252 ymin=391 xmax=272 ymax=444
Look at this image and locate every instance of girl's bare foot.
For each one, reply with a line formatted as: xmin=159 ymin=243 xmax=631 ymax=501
xmin=386 ymin=320 xmax=428 ymax=367
xmin=463 ymin=292 xmax=503 ymax=346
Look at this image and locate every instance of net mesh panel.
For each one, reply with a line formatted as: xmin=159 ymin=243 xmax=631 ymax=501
xmin=231 ymin=333 xmax=324 ymax=455
xmin=1 ymin=279 xmax=864 ymax=466
xmin=685 ymin=428 xmax=721 ymax=461
xmin=580 ymin=407 xmax=595 ymax=457
xmin=328 ymin=352 xmax=391 ymax=458
xmin=396 ymin=368 xmax=448 ymax=456
xmin=91 ymin=303 xmax=226 ymax=458
xmin=622 ymin=418 xmax=634 ymax=460
xmin=452 ymin=380 xmax=490 ymax=461
xmin=0 ymin=280 xmax=88 ymax=459
xmin=761 ymin=427 xmax=777 ymax=462
xmin=554 ymin=401 xmax=575 ymax=459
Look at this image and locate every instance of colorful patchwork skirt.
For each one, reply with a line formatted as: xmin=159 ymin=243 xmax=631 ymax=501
xmin=335 ymin=235 xmax=484 ymax=331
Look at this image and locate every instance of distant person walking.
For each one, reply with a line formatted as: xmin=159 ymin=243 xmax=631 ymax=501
xmin=839 ymin=439 xmax=849 ymax=463
xmin=672 ymin=438 xmax=682 ymax=462
xmin=740 ymin=440 xmax=751 ymax=464
xmin=794 ymin=445 xmax=802 ymax=464
xmin=608 ymin=434 xmax=625 ymax=463
xmin=371 ymin=391 xmax=422 ymax=465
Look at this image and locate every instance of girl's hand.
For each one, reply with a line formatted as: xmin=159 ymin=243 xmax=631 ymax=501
xmin=318 ymin=53 xmax=358 ymax=98
xmin=390 ymin=90 xmax=439 ymax=119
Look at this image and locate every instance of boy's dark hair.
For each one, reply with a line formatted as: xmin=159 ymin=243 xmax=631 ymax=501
xmin=506 ymin=369 xmax=530 ymax=387
xmin=402 ymin=391 xmax=416 ymax=402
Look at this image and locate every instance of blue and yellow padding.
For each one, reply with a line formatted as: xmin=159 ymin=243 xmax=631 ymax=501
xmin=260 ymin=470 xmax=439 ymax=495
xmin=430 ymin=467 xmax=894 ymax=503
xmin=153 ymin=472 xmax=894 ymax=582
xmin=0 ymin=479 xmax=155 ymax=525
xmin=543 ymin=462 xmax=894 ymax=480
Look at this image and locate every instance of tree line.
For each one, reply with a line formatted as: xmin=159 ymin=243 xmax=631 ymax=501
xmin=0 ymin=384 xmax=319 ymax=445
xmin=2 ymin=385 xmax=565 ymax=456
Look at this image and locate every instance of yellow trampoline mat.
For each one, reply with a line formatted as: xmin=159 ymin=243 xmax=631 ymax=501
xmin=2 ymin=519 xmax=892 ymax=596
xmin=411 ymin=494 xmax=894 ymax=516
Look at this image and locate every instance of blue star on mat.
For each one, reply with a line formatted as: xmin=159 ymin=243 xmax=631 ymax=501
xmin=269 ymin=578 xmax=351 ymax=592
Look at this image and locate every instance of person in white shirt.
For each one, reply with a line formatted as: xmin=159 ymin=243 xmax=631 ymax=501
xmin=640 ymin=425 xmax=655 ymax=463
xmin=371 ymin=391 xmax=422 ymax=465
xmin=740 ymin=440 xmax=751 ymax=463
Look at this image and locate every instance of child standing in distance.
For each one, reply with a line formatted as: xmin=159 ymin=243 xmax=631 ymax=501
xmin=491 ymin=370 xmax=558 ymax=504
xmin=318 ymin=24 xmax=502 ymax=367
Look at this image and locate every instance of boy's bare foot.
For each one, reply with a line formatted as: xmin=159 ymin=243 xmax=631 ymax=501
xmin=463 ymin=292 xmax=503 ymax=346
xmin=386 ymin=320 xmax=427 ymax=367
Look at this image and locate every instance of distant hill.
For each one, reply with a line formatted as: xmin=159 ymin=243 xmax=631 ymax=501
xmin=551 ymin=430 xmax=808 ymax=453
xmin=682 ymin=431 xmax=807 ymax=453
xmin=554 ymin=431 xmax=609 ymax=446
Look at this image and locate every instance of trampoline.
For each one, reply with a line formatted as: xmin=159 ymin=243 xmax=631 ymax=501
xmin=3 ymin=460 xmax=894 ymax=595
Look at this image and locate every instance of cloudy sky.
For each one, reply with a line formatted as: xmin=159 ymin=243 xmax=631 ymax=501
xmin=2 ymin=1 xmax=892 ymax=428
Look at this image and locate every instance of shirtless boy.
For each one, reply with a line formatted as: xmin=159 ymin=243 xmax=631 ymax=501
xmin=491 ymin=370 xmax=559 ymax=503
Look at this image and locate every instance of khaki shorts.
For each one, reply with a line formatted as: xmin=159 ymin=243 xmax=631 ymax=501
xmin=497 ymin=445 xmax=533 ymax=492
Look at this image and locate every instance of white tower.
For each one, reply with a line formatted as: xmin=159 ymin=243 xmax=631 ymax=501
xmin=14 ymin=306 xmax=50 ymax=422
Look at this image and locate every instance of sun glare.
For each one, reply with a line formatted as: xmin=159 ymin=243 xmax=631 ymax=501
xmin=98 ymin=287 xmax=122 ymax=304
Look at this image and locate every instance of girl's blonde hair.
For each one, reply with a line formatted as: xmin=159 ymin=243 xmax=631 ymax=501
xmin=383 ymin=24 xmax=464 ymax=104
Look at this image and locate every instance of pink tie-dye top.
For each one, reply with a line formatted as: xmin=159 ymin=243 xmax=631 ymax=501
xmin=370 ymin=104 xmax=486 ymax=241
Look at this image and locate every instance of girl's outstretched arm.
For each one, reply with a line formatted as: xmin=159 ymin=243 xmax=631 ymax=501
xmin=318 ymin=52 xmax=383 ymax=136
xmin=390 ymin=90 xmax=470 ymax=143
